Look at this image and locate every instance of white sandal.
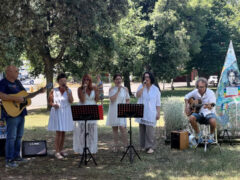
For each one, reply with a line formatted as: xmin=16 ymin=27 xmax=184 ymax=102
xmin=55 ymin=152 xmax=64 ymax=159
xmin=146 ymin=148 xmax=154 ymax=154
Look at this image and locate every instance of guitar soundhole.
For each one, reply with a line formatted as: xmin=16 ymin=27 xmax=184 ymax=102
xmin=20 ymin=101 xmax=28 ymax=110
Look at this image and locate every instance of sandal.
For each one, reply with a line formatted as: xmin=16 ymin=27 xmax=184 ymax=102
xmin=60 ymin=152 xmax=68 ymax=157
xmin=146 ymin=148 xmax=154 ymax=154
xmin=112 ymin=146 xmax=118 ymax=152
xmin=55 ymin=152 xmax=64 ymax=159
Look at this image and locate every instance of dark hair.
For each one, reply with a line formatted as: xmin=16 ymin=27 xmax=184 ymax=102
xmin=113 ymin=73 xmax=122 ymax=80
xmin=227 ymin=69 xmax=238 ymax=77
xmin=57 ymin=73 xmax=67 ymax=82
xmin=142 ymin=72 xmax=155 ymax=84
xmin=195 ymin=77 xmax=208 ymax=88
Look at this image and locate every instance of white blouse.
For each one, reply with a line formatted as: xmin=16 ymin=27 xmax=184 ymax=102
xmin=135 ymin=84 xmax=161 ymax=126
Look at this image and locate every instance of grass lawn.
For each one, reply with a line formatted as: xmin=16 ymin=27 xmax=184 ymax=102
xmin=1 ymin=87 xmax=240 ymax=180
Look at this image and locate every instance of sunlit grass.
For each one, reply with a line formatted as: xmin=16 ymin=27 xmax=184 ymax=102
xmin=6 ymin=88 xmax=239 ymax=180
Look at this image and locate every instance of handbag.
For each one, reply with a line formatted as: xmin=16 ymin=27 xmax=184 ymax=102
xmin=22 ymin=140 xmax=47 ymax=157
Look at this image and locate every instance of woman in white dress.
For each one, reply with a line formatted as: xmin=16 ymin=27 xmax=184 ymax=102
xmin=73 ymin=74 xmax=99 ymax=154
xmin=106 ymin=73 xmax=130 ymax=151
xmin=48 ymin=73 xmax=74 ymax=159
xmin=136 ymin=72 xmax=161 ymax=154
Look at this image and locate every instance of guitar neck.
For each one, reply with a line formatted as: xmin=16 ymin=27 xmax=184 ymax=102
xmin=25 ymin=89 xmax=42 ymax=99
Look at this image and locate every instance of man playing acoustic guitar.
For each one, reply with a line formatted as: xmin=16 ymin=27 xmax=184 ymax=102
xmin=0 ymin=65 xmax=45 ymax=168
xmin=184 ymin=77 xmax=217 ymax=144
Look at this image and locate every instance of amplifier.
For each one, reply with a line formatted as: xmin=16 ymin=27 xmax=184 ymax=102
xmin=22 ymin=140 xmax=47 ymax=157
xmin=0 ymin=139 xmax=5 ymax=157
xmin=171 ymin=131 xmax=189 ymax=150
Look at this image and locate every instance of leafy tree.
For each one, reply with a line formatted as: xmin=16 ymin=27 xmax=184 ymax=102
xmin=0 ymin=0 xmax=128 ymax=107
xmin=0 ymin=31 xmax=24 ymax=71
xmin=111 ymin=1 xmax=147 ymax=95
xmin=186 ymin=0 xmax=235 ymax=78
xmin=149 ymin=0 xmax=192 ymax=82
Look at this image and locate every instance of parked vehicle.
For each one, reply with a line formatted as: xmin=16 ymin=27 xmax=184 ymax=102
xmin=21 ymin=79 xmax=34 ymax=85
xmin=208 ymin=75 xmax=218 ymax=86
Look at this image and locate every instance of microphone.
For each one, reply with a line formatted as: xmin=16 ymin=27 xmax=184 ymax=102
xmin=143 ymin=80 xmax=146 ymax=84
xmin=83 ymin=83 xmax=87 ymax=93
xmin=62 ymin=84 xmax=68 ymax=90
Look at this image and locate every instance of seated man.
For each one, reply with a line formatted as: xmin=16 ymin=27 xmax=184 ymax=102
xmin=184 ymin=77 xmax=217 ymax=143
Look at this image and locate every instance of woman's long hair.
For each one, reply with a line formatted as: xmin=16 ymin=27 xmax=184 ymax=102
xmin=79 ymin=74 xmax=99 ymax=103
xmin=81 ymin=74 xmax=93 ymax=91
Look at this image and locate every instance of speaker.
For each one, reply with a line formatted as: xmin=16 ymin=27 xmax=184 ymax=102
xmin=171 ymin=131 xmax=189 ymax=150
xmin=22 ymin=140 xmax=47 ymax=157
xmin=0 ymin=139 xmax=5 ymax=157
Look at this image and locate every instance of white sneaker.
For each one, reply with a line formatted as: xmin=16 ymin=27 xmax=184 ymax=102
xmin=208 ymin=134 xmax=215 ymax=143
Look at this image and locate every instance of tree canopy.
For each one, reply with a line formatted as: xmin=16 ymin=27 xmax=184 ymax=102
xmin=1 ymin=0 xmax=240 ymax=94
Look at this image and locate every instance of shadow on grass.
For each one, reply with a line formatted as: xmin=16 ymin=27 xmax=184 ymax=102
xmin=1 ymin=126 xmax=240 ymax=179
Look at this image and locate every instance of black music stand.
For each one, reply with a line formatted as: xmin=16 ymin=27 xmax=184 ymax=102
xmin=71 ymin=105 xmax=100 ymax=167
xmin=118 ymin=104 xmax=144 ymax=163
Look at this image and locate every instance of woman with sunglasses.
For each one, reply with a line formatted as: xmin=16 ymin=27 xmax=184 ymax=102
xmin=73 ymin=74 xmax=99 ymax=155
xmin=106 ymin=73 xmax=130 ymax=152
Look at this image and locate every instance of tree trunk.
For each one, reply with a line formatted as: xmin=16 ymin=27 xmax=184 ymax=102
xmin=44 ymin=60 xmax=54 ymax=110
xmin=186 ymin=75 xmax=191 ymax=87
xmin=123 ymin=71 xmax=133 ymax=96
xmin=171 ymin=79 xmax=174 ymax=90
xmin=154 ymin=77 xmax=161 ymax=91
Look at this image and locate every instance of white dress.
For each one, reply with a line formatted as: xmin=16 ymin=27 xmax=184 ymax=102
xmin=48 ymin=88 xmax=73 ymax=131
xmin=73 ymin=90 xmax=98 ymax=154
xmin=106 ymin=87 xmax=130 ymax=127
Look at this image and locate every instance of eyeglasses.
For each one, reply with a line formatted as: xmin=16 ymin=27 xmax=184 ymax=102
xmin=198 ymin=86 xmax=206 ymax=89
xmin=84 ymin=79 xmax=90 ymax=81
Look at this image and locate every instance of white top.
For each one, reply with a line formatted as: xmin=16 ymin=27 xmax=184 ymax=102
xmin=48 ymin=88 xmax=73 ymax=131
xmin=106 ymin=86 xmax=130 ymax=127
xmin=185 ymin=88 xmax=216 ymax=116
xmin=78 ymin=90 xmax=97 ymax=123
xmin=135 ymin=84 xmax=161 ymax=126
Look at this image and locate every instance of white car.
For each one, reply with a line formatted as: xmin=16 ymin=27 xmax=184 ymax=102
xmin=21 ymin=79 xmax=34 ymax=85
xmin=208 ymin=75 xmax=218 ymax=86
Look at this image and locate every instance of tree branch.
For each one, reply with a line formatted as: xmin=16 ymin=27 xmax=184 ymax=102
xmin=54 ymin=45 xmax=66 ymax=64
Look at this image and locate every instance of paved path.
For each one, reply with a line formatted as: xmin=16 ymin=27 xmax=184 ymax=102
xmin=28 ymin=82 xmax=195 ymax=109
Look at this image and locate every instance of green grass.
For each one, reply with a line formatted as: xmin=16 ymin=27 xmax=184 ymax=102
xmin=1 ymin=87 xmax=239 ymax=180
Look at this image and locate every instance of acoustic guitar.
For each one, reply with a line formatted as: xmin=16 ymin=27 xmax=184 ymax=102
xmin=2 ymin=83 xmax=52 ymax=117
xmin=187 ymin=97 xmax=215 ymax=115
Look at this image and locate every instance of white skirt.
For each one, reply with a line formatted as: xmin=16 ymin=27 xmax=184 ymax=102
xmin=48 ymin=106 xmax=74 ymax=132
xmin=106 ymin=103 xmax=127 ymax=127
xmin=73 ymin=121 xmax=98 ymax=154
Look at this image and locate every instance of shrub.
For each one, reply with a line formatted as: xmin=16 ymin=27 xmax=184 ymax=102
xmin=163 ymin=97 xmax=188 ymax=139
